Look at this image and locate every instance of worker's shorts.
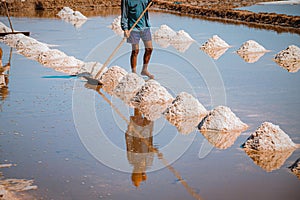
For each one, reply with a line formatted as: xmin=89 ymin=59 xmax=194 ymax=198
xmin=127 ymin=28 xmax=152 ymax=44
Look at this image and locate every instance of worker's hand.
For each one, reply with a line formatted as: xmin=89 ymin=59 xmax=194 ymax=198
xmin=124 ymin=30 xmax=130 ymax=38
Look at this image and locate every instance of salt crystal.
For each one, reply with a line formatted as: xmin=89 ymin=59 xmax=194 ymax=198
xmin=274 ymin=45 xmax=300 ymax=73
xmin=199 ymin=106 xmax=248 ymax=132
xmin=242 ymin=122 xmax=297 ymax=151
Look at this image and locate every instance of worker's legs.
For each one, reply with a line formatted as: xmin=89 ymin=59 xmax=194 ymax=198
xmin=130 ymin=44 xmax=139 ymax=73
xmin=141 ymin=40 xmax=154 ymax=79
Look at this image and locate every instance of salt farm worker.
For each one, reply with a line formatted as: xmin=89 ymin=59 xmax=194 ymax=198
xmin=121 ymin=0 xmax=154 ymax=79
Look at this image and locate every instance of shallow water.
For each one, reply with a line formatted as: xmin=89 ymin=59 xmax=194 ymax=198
xmin=0 ymin=10 xmax=300 ymax=200
xmin=238 ymin=4 xmax=300 ymax=16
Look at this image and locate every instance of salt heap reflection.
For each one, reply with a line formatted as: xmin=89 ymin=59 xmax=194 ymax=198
xmin=244 ymin=149 xmax=295 ymax=172
xmin=200 ymin=130 xmax=242 ymax=149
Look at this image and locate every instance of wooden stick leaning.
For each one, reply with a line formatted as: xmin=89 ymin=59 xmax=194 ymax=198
xmin=3 ymin=1 xmax=14 ymax=33
xmin=94 ymin=1 xmax=153 ymax=80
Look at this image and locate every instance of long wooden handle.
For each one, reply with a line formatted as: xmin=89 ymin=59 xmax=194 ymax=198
xmin=95 ymin=1 xmax=153 ymax=79
xmin=3 ymin=1 xmax=14 ymax=33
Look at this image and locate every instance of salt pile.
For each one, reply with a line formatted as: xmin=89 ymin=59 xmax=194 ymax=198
xmin=114 ymin=73 xmax=145 ymax=105
xmin=164 ymin=92 xmax=207 ymax=119
xmin=99 ymin=66 xmax=128 ymax=94
xmin=131 ymin=80 xmax=174 ymax=121
xmin=201 ymin=35 xmax=230 ymax=50
xmin=198 ymin=106 xmax=248 ymax=132
xmin=37 ymin=49 xmax=84 ymax=69
xmin=274 ymin=45 xmax=300 ymax=73
xmin=0 ymin=22 xmax=12 ymax=33
xmin=172 ymin=30 xmax=194 ymax=43
xmin=201 ymin=130 xmax=242 ymax=149
xmin=153 ymin=25 xmax=177 ymax=39
xmin=237 ymin=40 xmax=268 ymax=54
xmin=289 ymin=158 xmax=300 ymax=179
xmin=153 ymin=25 xmax=194 ymax=52
xmin=57 ymin=7 xmax=87 ymax=28
xmin=2 ymin=33 xmax=26 ymax=48
xmin=78 ymin=62 xmax=107 ymax=78
xmin=2 ymin=34 xmax=50 ymax=60
xmin=201 ymin=35 xmax=231 ymax=59
xmin=244 ymin=148 xmax=295 ymax=172
xmin=109 ymin=16 xmax=123 ymax=36
xmin=163 ymin=92 xmax=207 ymax=134
xmin=1 ymin=33 xmax=26 ymax=48
xmin=242 ymin=122 xmax=297 ymax=151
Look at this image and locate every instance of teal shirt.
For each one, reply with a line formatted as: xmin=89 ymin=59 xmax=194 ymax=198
xmin=121 ymin=0 xmax=151 ymax=31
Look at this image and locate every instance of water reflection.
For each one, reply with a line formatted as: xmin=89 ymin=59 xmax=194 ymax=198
xmin=153 ymin=37 xmax=193 ymax=53
xmin=0 ymin=47 xmax=11 ymax=105
xmin=288 ymin=158 xmax=300 ymax=179
xmin=244 ymin=149 xmax=295 ymax=172
xmin=201 ymin=47 xmax=229 ymax=60
xmin=200 ymin=130 xmax=242 ymax=149
xmin=237 ymin=52 xmax=266 ymax=63
xmin=125 ymin=108 xmax=155 ymax=187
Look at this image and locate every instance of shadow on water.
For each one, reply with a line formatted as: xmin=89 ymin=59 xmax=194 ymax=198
xmin=41 ymin=75 xmax=77 ymax=79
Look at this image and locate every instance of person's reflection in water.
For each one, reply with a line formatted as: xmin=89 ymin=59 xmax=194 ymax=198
xmin=125 ymin=108 xmax=155 ymax=188
xmin=0 ymin=47 xmax=10 ymax=103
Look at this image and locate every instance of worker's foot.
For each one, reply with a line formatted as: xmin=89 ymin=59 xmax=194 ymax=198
xmin=141 ymin=70 xmax=154 ymax=79
xmin=132 ymin=68 xmax=137 ymax=73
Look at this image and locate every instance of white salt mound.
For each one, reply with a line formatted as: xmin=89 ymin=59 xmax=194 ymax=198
xmin=243 ymin=122 xmax=297 ymax=151
xmin=199 ymin=105 xmax=248 ymax=132
xmin=110 ymin=16 xmax=123 ymax=36
xmin=201 ymin=35 xmax=230 ymax=50
xmin=172 ymin=30 xmax=194 ymax=43
xmin=153 ymin=25 xmax=176 ymax=39
xmin=164 ymin=92 xmax=207 ymax=119
xmin=73 ymin=11 xmax=87 ymax=20
xmin=100 ymin=66 xmax=128 ymax=94
xmin=78 ymin=62 xmax=107 ymax=78
xmin=0 ymin=22 xmax=12 ymax=33
xmin=2 ymin=33 xmax=26 ymax=48
xmin=37 ymin=49 xmax=84 ymax=72
xmin=15 ymin=36 xmax=50 ymax=59
xmin=131 ymin=80 xmax=174 ymax=120
xmin=57 ymin=7 xmax=74 ymax=17
xmin=274 ymin=45 xmax=300 ymax=73
xmin=163 ymin=92 xmax=207 ymax=134
xmin=57 ymin=7 xmax=87 ymax=28
xmin=114 ymin=73 xmax=145 ymax=105
xmin=237 ymin=40 xmax=267 ymax=54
